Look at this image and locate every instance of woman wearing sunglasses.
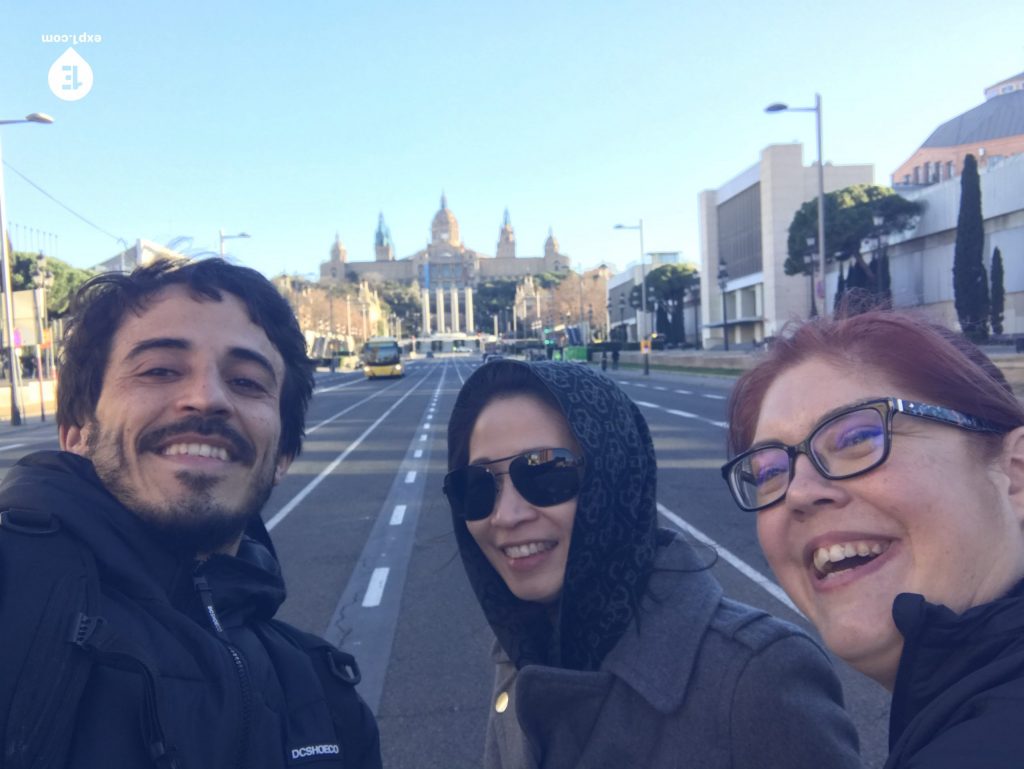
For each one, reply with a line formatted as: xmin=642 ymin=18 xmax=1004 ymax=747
xmin=722 ymin=310 xmax=1024 ymax=768
xmin=445 ymin=359 xmax=859 ymax=768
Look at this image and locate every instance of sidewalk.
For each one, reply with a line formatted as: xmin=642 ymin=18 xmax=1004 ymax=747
xmin=0 ymin=378 xmax=59 ymax=441
xmin=611 ymin=347 xmax=1024 ymax=397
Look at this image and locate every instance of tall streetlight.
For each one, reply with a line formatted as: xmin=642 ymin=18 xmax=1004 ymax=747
xmin=613 ymin=220 xmax=649 ymax=375
xmin=717 ymin=262 xmax=730 ymax=351
xmin=219 ymin=228 xmax=250 ymax=257
xmin=804 ymin=236 xmax=818 ymax=318
xmin=766 ymin=93 xmax=827 ymax=319
xmin=0 ymin=112 xmax=54 ymax=426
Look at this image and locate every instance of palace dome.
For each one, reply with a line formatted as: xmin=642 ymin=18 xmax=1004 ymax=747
xmin=431 ymin=193 xmax=461 ymax=246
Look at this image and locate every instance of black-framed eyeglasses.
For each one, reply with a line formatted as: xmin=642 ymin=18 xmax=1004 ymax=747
xmin=443 ymin=448 xmax=585 ymax=522
xmin=721 ymin=397 xmax=1003 ymax=512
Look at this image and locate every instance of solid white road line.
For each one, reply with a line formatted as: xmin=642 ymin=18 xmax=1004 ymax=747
xmin=657 ymin=502 xmax=802 ymax=616
xmin=266 ymin=371 xmax=428 ymax=531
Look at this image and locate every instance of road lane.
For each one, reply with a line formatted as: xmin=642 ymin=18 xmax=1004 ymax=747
xmin=321 ymin=364 xmax=449 ymax=712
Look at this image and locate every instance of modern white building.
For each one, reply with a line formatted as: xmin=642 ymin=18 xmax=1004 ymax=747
xmin=883 ymin=152 xmax=1024 ymax=332
xmin=698 ymin=143 xmax=873 ymax=347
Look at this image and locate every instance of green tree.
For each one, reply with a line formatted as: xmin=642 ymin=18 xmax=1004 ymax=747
xmin=953 ymin=154 xmax=989 ymax=342
xmin=785 ymin=185 xmax=921 ymax=291
xmin=11 ymin=251 xmax=95 ymax=317
xmin=645 ymin=263 xmax=697 ymax=344
xmin=833 ymin=264 xmax=846 ymax=314
xmin=990 ymin=247 xmax=1005 ymax=336
xmin=472 ymin=278 xmax=518 ymax=332
xmin=787 ymin=185 xmax=920 ymax=315
xmin=376 ymin=282 xmax=422 ymax=336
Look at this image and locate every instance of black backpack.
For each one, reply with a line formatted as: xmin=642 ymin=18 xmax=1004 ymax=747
xmin=0 ymin=508 xmax=100 ymax=769
xmin=0 ymin=509 xmax=381 ymax=769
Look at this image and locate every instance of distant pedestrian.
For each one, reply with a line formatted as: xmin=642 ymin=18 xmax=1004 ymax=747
xmin=611 ymin=347 xmax=620 ymax=370
xmin=601 ymin=350 xmax=607 ymax=371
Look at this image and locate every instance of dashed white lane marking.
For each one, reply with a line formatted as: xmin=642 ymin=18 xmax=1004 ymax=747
xmin=657 ymin=502 xmax=801 ymax=616
xmin=634 ymin=401 xmax=658 ymax=408
xmin=423 ymin=422 xmax=431 ymax=428
xmin=420 ymin=434 xmax=427 ymax=441
xmin=414 ymin=449 xmax=423 ymax=458
xmin=267 ymin=371 xmax=427 ymax=531
xmin=668 ymin=409 xmax=697 ymax=418
xmin=404 ymin=471 xmax=417 ymax=483
xmin=702 ymin=393 xmax=726 ymax=400
xmin=0 ymin=443 xmax=27 ymax=453
xmin=675 ymin=389 xmax=692 ymax=395
xmin=362 ymin=567 xmax=390 ymax=607
xmin=654 ymin=386 xmax=667 ymax=391
xmin=390 ymin=505 xmax=407 ymax=526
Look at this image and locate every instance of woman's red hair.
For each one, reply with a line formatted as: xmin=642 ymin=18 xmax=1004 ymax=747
xmin=727 ymin=310 xmax=1024 ymax=456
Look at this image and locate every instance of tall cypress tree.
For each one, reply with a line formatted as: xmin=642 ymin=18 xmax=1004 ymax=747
xmin=953 ymin=154 xmax=990 ymax=342
xmin=879 ymin=254 xmax=892 ymax=308
xmin=834 ymin=264 xmax=846 ymax=314
xmin=990 ymin=247 xmax=1005 ymax=336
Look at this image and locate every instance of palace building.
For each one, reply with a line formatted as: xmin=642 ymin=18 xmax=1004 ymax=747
xmin=319 ymin=194 xmax=571 ymax=334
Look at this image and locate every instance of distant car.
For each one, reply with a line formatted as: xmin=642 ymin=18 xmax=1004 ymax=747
xmin=482 ymin=352 xmax=504 ymax=363
xmin=425 ymin=350 xmax=435 ymax=358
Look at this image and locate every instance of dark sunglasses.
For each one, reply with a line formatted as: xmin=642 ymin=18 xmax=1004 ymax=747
xmin=443 ymin=448 xmax=585 ymax=522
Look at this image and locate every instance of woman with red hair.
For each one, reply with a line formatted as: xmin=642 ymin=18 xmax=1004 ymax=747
xmin=722 ymin=310 xmax=1024 ymax=768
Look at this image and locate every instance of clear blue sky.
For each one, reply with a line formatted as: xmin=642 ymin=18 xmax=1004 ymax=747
xmin=1 ymin=0 xmax=1021 ymax=279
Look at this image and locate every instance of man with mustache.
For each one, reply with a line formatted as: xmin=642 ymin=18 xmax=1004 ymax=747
xmin=0 ymin=258 xmax=381 ymax=769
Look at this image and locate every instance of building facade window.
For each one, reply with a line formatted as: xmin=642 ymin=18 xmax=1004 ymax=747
xmin=716 ymin=182 xmax=763 ymax=279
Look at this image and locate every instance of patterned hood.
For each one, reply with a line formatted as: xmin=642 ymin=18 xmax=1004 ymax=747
xmin=448 ymin=360 xmax=658 ymax=672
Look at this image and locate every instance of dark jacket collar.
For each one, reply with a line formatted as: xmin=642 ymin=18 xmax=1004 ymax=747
xmin=0 ymin=450 xmax=286 ymax=622
xmin=889 ymin=578 xmax=1024 ymax=747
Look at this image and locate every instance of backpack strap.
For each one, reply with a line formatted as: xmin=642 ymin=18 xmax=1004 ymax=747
xmin=0 ymin=509 xmax=99 ymax=769
xmin=266 ymin=621 xmax=382 ymax=769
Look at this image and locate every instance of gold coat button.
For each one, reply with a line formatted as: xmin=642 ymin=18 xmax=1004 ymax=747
xmin=495 ymin=691 xmax=509 ymax=713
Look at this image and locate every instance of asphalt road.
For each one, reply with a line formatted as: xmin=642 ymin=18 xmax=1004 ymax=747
xmin=0 ymin=357 xmax=890 ymax=768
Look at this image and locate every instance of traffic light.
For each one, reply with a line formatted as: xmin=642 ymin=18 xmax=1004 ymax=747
xmin=629 ymin=285 xmax=642 ymax=309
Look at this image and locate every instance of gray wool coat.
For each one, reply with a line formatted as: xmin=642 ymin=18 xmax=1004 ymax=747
xmin=482 ymin=539 xmax=862 ymax=769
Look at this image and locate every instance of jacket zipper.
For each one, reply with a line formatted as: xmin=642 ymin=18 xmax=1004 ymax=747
xmin=194 ymin=575 xmax=253 ymax=769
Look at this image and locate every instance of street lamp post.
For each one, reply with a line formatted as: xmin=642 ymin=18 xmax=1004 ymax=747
xmin=804 ymin=236 xmax=818 ymax=318
xmin=871 ymin=213 xmax=889 ymax=305
xmin=766 ymin=94 xmax=827 ymax=319
xmin=32 ymin=252 xmax=53 ymax=421
xmin=218 ymin=229 xmax=250 ymax=257
xmin=0 ymin=112 xmax=54 ymax=426
xmin=717 ymin=263 xmax=730 ymax=351
xmin=614 ymin=220 xmax=648 ymax=375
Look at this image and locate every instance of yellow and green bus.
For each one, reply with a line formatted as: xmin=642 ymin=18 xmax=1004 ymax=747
xmin=361 ymin=336 xmax=404 ymax=378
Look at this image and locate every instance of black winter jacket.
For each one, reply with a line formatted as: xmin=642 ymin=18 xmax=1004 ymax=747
xmin=0 ymin=451 xmax=381 ymax=769
xmin=885 ymin=579 xmax=1024 ymax=768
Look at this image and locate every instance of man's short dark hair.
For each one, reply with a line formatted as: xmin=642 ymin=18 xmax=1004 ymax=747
xmin=57 ymin=258 xmax=315 ymax=459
